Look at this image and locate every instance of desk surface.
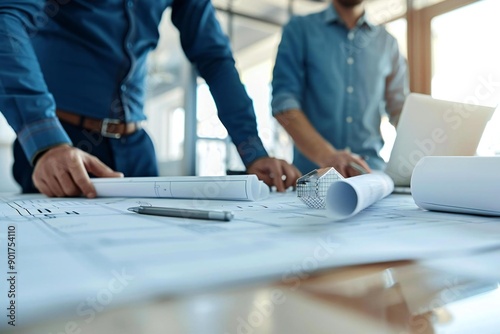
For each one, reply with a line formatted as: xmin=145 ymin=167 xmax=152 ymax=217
xmin=1 ymin=192 xmax=500 ymax=333
xmin=10 ymin=255 xmax=500 ymax=334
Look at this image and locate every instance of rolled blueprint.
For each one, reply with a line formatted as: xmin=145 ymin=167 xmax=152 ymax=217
xmin=92 ymin=174 xmax=269 ymax=201
xmin=325 ymin=172 xmax=394 ymax=220
xmin=411 ymin=156 xmax=500 ymax=215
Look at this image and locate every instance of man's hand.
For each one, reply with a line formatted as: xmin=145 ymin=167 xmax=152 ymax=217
xmin=275 ymin=109 xmax=370 ymax=178
xmin=247 ymin=157 xmax=302 ymax=192
xmin=319 ymin=150 xmax=371 ymax=178
xmin=32 ymin=144 xmax=123 ymax=198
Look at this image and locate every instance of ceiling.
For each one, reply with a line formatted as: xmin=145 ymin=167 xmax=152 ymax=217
xmin=212 ymin=0 xmax=330 ymax=27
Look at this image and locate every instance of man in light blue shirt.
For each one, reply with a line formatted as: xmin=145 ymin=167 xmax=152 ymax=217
xmin=272 ymin=0 xmax=408 ymax=176
xmin=0 ymin=0 xmax=301 ymax=197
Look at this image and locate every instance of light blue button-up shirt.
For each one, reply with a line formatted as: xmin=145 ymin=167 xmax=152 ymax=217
xmin=272 ymin=4 xmax=408 ymax=174
xmin=0 ymin=0 xmax=268 ymax=166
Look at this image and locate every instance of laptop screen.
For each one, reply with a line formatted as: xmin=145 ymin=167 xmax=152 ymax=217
xmin=384 ymin=93 xmax=495 ymax=187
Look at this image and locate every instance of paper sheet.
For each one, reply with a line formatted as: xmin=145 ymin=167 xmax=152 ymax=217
xmin=2 ymin=192 xmax=500 ymax=329
xmin=325 ymin=172 xmax=394 ymax=220
xmin=91 ymin=174 xmax=269 ymax=201
xmin=411 ymin=156 xmax=500 ymax=215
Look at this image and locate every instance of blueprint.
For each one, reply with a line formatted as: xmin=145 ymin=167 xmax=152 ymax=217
xmin=1 ymin=192 xmax=500 ymax=329
xmin=326 ymin=172 xmax=394 ymax=220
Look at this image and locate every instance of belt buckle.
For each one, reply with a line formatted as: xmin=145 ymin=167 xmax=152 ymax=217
xmin=101 ymin=118 xmax=122 ymax=139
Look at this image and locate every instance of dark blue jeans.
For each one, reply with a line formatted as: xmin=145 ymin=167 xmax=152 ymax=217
xmin=13 ymin=121 xmax=159 ymax=193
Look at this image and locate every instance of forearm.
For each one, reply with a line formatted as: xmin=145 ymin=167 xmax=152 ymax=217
xmin=275 ymin=109 xmax=337 ymax=167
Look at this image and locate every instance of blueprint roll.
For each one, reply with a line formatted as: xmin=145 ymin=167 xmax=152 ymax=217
xmin=92 ymin=175 xmax=269 ymax=201
xmin=411 ymin=156 xmax=500 ymax=215
xmin=326 ymin=172 xmax=394 ymax=221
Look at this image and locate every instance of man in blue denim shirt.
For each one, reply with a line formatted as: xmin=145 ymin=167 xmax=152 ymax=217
xmin=272 ymin=0 xmax=408 ymax=177
xmin=0 ymin=0 xmax=301 ymax=197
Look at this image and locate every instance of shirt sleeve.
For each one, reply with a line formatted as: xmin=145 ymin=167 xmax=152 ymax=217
xmin=170 ymin=0 xmax=268 ymax=167
xmin=385 ymin=36 xmax=409 ymax=127
xmin=0 ymin=2 xmax=72 ymax=164
xmin=271 ymin=17 xmax=306 ymax=116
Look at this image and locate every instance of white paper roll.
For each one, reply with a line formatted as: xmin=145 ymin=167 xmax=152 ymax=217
xmin=411 ymin=156 xmax=500 ymax=215
xmin=326 ymin=172 xmax=394 ymax=220
xmin=92 ymin=175 xmax=268 ymax=201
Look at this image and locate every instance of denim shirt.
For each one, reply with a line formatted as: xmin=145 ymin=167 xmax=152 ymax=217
xmin=272 ymin=4 xmax=408 ymax=174
xmin=0 ymin=0 xmax=267 ymax=166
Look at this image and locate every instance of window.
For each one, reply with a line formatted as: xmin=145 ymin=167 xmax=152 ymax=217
xmin=0 ymin=114 xmax=19 ymax=192
xmin=430 ymin=0 xmax=500 ymax=154
xmin=142 ymin=0 xmax=498 ymax=177
xmin=380 ymin=18 xmax=408 ymax=161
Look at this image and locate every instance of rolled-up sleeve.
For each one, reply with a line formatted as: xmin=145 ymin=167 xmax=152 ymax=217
xmin=0 ymin=2 xmax=71 ymax=164
xmin=271 ymin=17 xmax=306 ymax=116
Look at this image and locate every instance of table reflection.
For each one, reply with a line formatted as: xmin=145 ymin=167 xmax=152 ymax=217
xmin=12 ymin=260 xmax=500 ymax=334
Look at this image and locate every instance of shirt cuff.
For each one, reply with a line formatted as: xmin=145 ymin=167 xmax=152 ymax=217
xmin=271 ymin=94 xmax=302 ymax=116
xmin=17 ymin=117 xmax=72 ymax=165
xmin=235 ymin=135 xmax=269 ymax=167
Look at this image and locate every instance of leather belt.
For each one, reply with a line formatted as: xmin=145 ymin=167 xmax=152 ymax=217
xmin=56 ymin=110 xmax=142 ymax=139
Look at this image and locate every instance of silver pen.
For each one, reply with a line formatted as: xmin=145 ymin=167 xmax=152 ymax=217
xmin=127 ymin=206 xmax=233 ymax=222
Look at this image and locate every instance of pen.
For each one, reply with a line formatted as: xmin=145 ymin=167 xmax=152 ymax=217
xmin=349 ymin=162 xmax=369 ymax=175
xmin=127 ymin=206 xmax=233 ymax=222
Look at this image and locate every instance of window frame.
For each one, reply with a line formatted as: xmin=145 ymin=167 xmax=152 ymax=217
xmin=406 ymin=0 xmax=481 ymax=93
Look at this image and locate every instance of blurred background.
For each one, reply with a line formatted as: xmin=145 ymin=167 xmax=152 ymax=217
xmin=1 ymin=0 xmax=498 ymax=192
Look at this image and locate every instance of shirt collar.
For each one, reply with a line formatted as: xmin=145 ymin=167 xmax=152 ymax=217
xmin=323 ymin=3 xmax=375 ymax=30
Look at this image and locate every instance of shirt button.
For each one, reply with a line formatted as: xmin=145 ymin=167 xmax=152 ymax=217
xmin=126 ymin=42 xmax=133 ymax=49
xmin=120 ymin=84 xmax=127 ymax=92
xmin=347 ymin=57 xmax=354 ymax=65
xmin=346 ymin=116 xmax=353 ymax=123
xmin=127 ymin=1 xmax=134 ymax=8
xmin=347 ymin=32 xmax=355 ymax=40
xmin=346 ymin=86 xmax=354 ymax=94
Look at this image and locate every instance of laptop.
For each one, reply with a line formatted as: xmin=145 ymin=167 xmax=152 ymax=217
xmin=385 ymin=93 xmax=496 ymax=187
